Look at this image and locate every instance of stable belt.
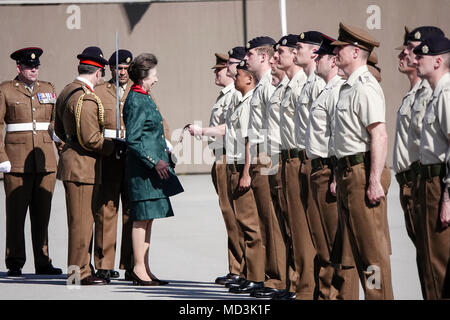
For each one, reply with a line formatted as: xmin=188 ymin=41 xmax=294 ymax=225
xmin=281 ymin=148 xmax=299 ymax=161
xmin=104 ymin=129 xmax=126 ymax=139
xmin=337 ymin=152 xmax=368 ymax=172
xmin=419 ymin=163 xmax=445 ymax=180
xmin=311 ymin=156 xmax=337 ymax=173
xmin=6 ymin=122 xmax=50 ymax=132
xmin=395 ymin=168 xmax=417 ymax=186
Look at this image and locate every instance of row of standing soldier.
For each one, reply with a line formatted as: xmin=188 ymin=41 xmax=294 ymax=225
xmin=188 ymin=23 xmax=450 ymax=300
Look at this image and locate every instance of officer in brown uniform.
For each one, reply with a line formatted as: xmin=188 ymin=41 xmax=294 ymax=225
xmin=55 ymin=46 xmax=119 ymax=285
xmin=332 ymin=23 xmax=393 ymax=299
xmin=0 ymin=47 xmax=62 ymax=277
xmin=94 ymin=49 xmax=133 ymax=282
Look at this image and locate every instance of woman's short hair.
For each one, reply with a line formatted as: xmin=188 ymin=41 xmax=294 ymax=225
xmin=128 ymin=53 xmax=158 ymax=83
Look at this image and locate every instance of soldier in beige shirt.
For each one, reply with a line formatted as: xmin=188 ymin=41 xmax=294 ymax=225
xmin=331 ymin=23 xmax=393 ymax=299
xmin=413 ymin=36 xmax=450 ymax=299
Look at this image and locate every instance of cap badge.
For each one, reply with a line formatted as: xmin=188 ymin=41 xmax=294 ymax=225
xmin=282 ymin=39 xmax=287 ymax=45
xmin=239 ymin=60 xmax=246 ymax=67
xmin=422 ymin=45 xmax=429 ymax=54
xmin=414 ymin=31 xmax=421 ymax=40
xmin=300 ymin=33 xmax=305 ymax=40
xmin=246 ymin=42 xmax=251 ymax=49
xmin=100 ymin=54 xmax=103 ymax=58
xmin=229 ymin=49 xmax=233 ymax=55
xmin=31 ymin=53 xmax=36 ymax=59
xmin=275 ymin=44 xmax=280 ymax=50
xmin=126 ymin=57 xmax=131 ymax=63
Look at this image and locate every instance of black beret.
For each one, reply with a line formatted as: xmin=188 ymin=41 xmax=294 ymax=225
xmin=108 ymin=49 xmax=133 ymax=65
xmin=413 ymin=35 xmax=450 ymax=56
xmin=245 ymin=36 xmax=276 ymax=51
xmin=228 ymin=46 xmax=246 ymax=60
xmin=236 ymin=59 xmax=249 ymax=71
xmin=10 ymin=47 xmax=43 ymax=67
xmin=274 ymin=34 xmax=298 ymax=50
xmin=407 ymin=26 xmax=445 ymax=43
xmin=77 ymin=46 xmax=109 ymax=68
xmin=297 ymin=31 xmax=323 ymax=46
xmin=314 ymin=33 xmax=336 ymax=55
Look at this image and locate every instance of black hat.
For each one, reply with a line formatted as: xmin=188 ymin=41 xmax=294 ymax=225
xmin=77 ymin=46 xmax=109 ymax=68
xmin=10 ymin=47 xmax=43 ymax=67
xmin=236 ymin=59 xmax=249 ymax=71
xmin=108 ymin=49 xmax=133 ymax=66
xmin=413 ymin=35 xmax=450 ymax=56
xmin=274 ymin=34 xmax=298 ymax=50
xmin=407 ymin=26 xmax=445 ymax=43
xmin=297 ymin=31 xmax=323 ymax=46
xmin=314 ymin=33 xmax=336 ymax=55
xmin=395 ymin=26 xmax=411 ymax=50
xmin=228 ymin=46 xmax=246 ymax=60
xmin=245 ymin=36 xmax=276 ymax=51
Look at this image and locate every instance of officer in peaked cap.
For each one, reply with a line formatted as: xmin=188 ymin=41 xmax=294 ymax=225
xmin=332 ymin=22 xmax=380 ymax=52
xmin=55 ymin=45 xmax=118 ymax=285
xmin=0 ymin=46 xmax=62 ymax=277
xmin=412 ymin=35 xmax=450 ymax=299
xmin=212 ymin=52 xmax=228 ymax=69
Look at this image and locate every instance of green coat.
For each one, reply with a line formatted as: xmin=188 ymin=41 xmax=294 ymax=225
xmin=124 ymin=89 xmax=183 ymax=202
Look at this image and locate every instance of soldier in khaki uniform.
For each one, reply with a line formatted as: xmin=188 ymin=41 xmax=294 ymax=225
xmin=305 ymin=34 xmax=359 ymax=300
xmin=93 ymin=50 xmax=133 ymax=282
xmin=331 ymin=23 xmax=393 ymax=300
xmin=55 ymin=46 xmax=119 ymax=285
xmin=0 ymin=47 xmax=62 ymax=276
xmin=412 ymin=36 xmax=450 ymax=299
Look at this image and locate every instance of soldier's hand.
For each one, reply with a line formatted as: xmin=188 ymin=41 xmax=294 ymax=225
xmin=155 ymin=160 xmax=170 ymax=180
xmin=440 ymin=200 xmax=450 ymax=229
xmin=366 ymin=180 xmax=385 ymax=205
xmin=330 ymin=179 xmax=337 ymax=196
xmin=113 ymin=139 xmax=127 ymax=160
xmin=188 ymin=124 xmax=202 ymax=137
xmin=239 ymin=174 xmax=251 ymax=192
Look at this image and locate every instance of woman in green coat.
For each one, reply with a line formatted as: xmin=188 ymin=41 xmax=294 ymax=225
xmin=124 ymin=53 xmax=183 ymax=286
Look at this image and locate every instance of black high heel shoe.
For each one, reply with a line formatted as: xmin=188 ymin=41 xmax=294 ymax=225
xmin=130 ymin=271 xmax=159 ymax=286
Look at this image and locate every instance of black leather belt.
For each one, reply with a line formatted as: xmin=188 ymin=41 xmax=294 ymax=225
xmin=311 ymin=156 xmax=337 ymax=173
xmin=410 ymin=161 xmax=420 ymax=175
xmin=395 ymin=168 xmax=417 ymax=186
xmin=298 ymin=149 xmax=308 ymax=162
xmin=227 ymin=161 xmax=244 ymax=173
xmin=419 ymin=163 xmax=445 ymax=180
xmin=337 ymin=152 xmax=368 ymax=171
xmin=281 ymin=148 xmax=299 ymax=161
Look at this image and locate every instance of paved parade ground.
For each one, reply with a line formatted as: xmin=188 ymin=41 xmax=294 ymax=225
xmin=0 ymin=172 xmax=422 ymax=300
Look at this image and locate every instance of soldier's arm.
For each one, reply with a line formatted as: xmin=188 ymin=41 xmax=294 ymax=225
xmin=0 ymin=89 xmax=9 ymax=163
xmin=367 ymin=122 xmax=388 ymax=205
xmin=439 ymin=92 xmax=450 ymax=228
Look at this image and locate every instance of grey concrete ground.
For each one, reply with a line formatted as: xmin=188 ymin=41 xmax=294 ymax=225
xmin=0 ymin=172 xmax=422 ymax=300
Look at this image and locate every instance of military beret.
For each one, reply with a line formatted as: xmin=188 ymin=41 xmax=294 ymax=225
xmin=331 ymin=22 xmax=380 ymax=51
xmin=245 ymin=36 xmax=276 ymax=51
xmin=395 ymin=26 xmax=411 ymax=50
xmin=10 ymin=47 xmax=43 ymax=67
xmin=407 ymin=26 xmax=445 ymax=43
xmin=274 ymin=34 xmax=298 ymax=50
xmin=77 ymin=46 xmax=109 ymax=68
xmin=314 ymin=33 xmax=336 ymax=55
xmin=236 ymin=59 xmax=249 ymax=71
xmin=228 ymin=46 xmax=246 ymax=60
xmin=413 ymin=35 xmax=450 ymax=56
xmin=108 ymin=49 xmax=133 ymax=66
xmin=212 ymin=52 xmax=229 ymax=69
xmin=297 ymin=31 xmax=323 ymax=46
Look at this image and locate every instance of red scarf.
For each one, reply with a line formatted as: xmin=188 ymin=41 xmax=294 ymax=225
xmin=130 ymin=84 xmax=148 ymax=95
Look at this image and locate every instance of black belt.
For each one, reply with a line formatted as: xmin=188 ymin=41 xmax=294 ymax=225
xmin=227 ymin=161 xmax=244 ymax=173
xmin=419 ymin=163 xmax=445 ymax=180
xmin=281 ymin=148 xmax=299 ymax=161
xmin=298 ymin=149 xmax=308 ymax=162
xmin=395 ymin=168 xmax=417 ymax=186
xmin=213 ymin=148 xmax=226 ymax=156
xmin=337 ymin=152 xmax=368 ymax=172
xmin=410 ymin=161 xmax=420 ymax=175
xmin=311 ymin=156 xmax=337 ymax=173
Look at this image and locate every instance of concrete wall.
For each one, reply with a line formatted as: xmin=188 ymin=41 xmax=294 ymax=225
xmin=0 ymin=0 xmax=449 ymax=173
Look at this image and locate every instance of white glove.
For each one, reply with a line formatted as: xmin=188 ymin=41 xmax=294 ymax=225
xmin=52 ymin=132 xmax=62 ymax=143
xmin=0 ymin=161 xmax=11 ymax=173
xmin=165 ymin=139 xmax=173 ymax=152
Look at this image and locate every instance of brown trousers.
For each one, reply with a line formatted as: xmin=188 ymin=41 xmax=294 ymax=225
xmin=211 ymin=158 xmax=243 ymax=276
xmin=227 ymin=163 xmax=265 ymax=282
xmin=310 ymin=164 xmax=359 ymax=300
xmin=64 ymin=181 xmax=98 ymax=280
xmin=336 ymin=163 xmax=393 ymax=300
xmin=94 ymin=179 xmax=133 ymax=271
xmin=4 ymin=172 xmax=56 ymax=270
xmin=281 ymin=157 xmax=316 ymax=299
xmin=250 ymin=155 xmax=286 ymax=289
xmin=417 ymin=174 xmax=450 ymax=299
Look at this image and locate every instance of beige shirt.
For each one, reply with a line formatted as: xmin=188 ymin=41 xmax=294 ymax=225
xmin=419 ymin=72 xmax=450 ymax=167
xmin=407 ymin=79 xmax=432 ymax=165
xmin=226 ymin=88 xmax=254 ymax=163
xmin=392 ymin=80 xmax=423 ymax=173
xmin=306 ymin=75 xmax=343 ymax=159
xmin=248 ymin=69 xmax=275 ymax=146
xmin=280 ymin=69 xmax=307 ymax=150
xmin=267 ymin=75 xmax=289 ymax=156
xmin=334 ymin=65 xmax=386 ymax=159
xmin=208 ymin=83 xmax=235 ymax=149
xmin=294 ymin=71 xmax=326 ymax=150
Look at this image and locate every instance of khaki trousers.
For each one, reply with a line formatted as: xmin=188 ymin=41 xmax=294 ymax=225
xmin=281 ymin=157 xmax=316 ymax=299
xmin=250 ymin=155 xmax=286 ymax=289
xmin=310 ymin=164 xmax=359 ymax=300
xmin=94 ymin=179 xmax=132 ymax=271
xmin=417 ymin=174 xmax=450 ymax=299
xmin=336 ymin=163 xmax=393 ymax=300
xmin=4 ymin=172 xmax=56 ymax=270
xmin=211 ymin=157 xmax=243 ymax=276
xmin=64 ymin=181 xmax=98 ymax=280
xmin=227 ymin=163 xmax=265 ymax=282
